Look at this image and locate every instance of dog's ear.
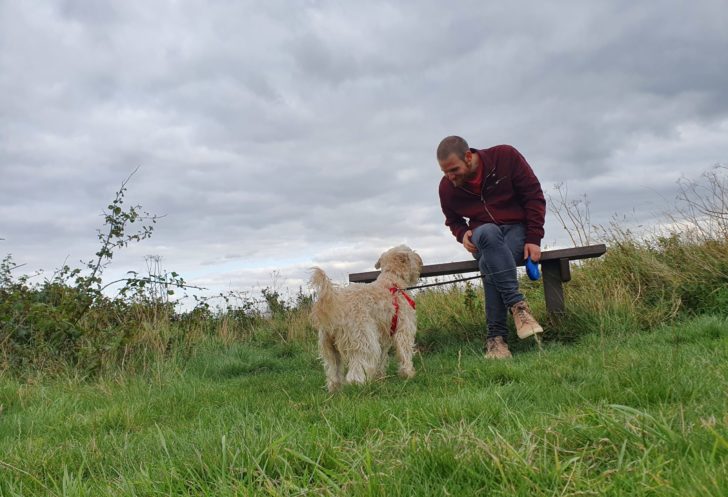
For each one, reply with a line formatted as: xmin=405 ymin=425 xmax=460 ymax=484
xmin=375 ymin=256 xmax=382 ymax=269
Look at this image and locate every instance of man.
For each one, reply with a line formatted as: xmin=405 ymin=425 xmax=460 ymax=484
xmin=437 ymin=136 xmax=546 ymax=359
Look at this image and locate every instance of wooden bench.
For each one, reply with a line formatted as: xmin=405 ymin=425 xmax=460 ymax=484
xmin=349 ymin=244 xmax=607 ymax=315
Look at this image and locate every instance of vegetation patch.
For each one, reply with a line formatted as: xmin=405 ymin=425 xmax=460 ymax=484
xmin=0 ymin=166 xmax=726 ymax=494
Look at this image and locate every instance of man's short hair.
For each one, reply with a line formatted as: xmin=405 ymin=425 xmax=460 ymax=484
xmin=437 ymin=136 xmax=469 ymax=161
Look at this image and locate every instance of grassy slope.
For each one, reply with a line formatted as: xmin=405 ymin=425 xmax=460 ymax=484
xmin=1 ymin=316 xmax=727 ymax=496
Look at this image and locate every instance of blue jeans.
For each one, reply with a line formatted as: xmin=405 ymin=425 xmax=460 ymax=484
xmin=471 ymin=223 xmax=526 ymax=339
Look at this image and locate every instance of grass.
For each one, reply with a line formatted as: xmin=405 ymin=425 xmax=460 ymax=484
xmin=1 ymin=315 xmax=726 ymax=496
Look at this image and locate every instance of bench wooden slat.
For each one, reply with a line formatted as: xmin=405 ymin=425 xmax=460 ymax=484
xmin=349 ymin=243 xmax=607 ymax=283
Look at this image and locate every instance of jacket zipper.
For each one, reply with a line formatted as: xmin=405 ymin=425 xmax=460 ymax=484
xmin=456 ymin=182 xmax=498 ymax=224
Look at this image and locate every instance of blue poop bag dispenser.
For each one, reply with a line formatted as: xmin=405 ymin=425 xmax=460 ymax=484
xmin=525 ymin=256 xmax=540 ymax=281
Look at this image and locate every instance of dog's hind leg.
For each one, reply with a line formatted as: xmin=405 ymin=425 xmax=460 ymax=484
xmin=319 ymin=332 xmax=344 ymax=392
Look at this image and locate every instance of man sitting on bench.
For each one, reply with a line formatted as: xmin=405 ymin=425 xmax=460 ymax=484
xmin=437 ymin=136 xmax=547 ymax=359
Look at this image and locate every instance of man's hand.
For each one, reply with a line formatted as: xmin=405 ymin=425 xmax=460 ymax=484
xmin=523 ymin=243 xmax=541 ymax=262
xmin=462 ymin=230 xmax=477 ymax=254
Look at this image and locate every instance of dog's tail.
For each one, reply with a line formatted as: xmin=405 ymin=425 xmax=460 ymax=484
xmin=309 ymin=267 xmax=336 ymax=327
xmin=310 ymin=267 xmax=335 ymax=306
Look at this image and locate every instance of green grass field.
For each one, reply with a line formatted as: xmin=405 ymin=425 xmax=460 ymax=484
xmin=1 ymin=314 xmax=726 ymax=496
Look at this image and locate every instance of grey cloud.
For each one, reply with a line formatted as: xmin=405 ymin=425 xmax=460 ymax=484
xmin=2 ymin=0 xmax=727 ymax=301
xmin=58 ymin=0 xmax=120 ymax=25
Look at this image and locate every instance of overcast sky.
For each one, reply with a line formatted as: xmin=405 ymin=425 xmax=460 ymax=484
xmin=1 ymin=0 xmax=727 ymax=305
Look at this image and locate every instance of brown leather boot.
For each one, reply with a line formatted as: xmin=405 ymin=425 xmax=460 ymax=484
xmin=485 ymin=336 xmax=512 ymax=359
xmin=510 ymin=300 xmax=544 ymax=339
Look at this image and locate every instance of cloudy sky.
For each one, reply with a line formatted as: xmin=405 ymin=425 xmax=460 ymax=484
xmin=1 ymin=0 xmax=727 ymax=305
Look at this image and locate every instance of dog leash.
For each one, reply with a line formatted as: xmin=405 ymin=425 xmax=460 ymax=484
xmin=405 ymin=274 xmax=485 ymax=291
xmin=405 ymin=261 xmax=540 ymax=291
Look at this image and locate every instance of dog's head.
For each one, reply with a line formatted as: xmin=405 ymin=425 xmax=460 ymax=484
xmin=374 ymin=245 xmax=423 ymax=286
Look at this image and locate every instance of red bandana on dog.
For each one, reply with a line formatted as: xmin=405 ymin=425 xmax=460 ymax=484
xmin=389 ymin=287 xmax=416 ymax=335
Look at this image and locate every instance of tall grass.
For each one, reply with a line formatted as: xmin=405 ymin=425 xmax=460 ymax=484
xmin=7 ymin=219 xmax=723 ymax=378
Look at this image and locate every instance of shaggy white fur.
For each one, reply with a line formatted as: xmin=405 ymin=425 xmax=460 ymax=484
xmin=309 ymin=245 xmax=423 ymax=392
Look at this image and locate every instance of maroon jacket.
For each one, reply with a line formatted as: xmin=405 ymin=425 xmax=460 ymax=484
xmin=439 ymin=145 xmax=546 ymax=246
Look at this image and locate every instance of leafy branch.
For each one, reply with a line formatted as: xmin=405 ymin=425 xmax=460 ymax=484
xmin=71 ymin=167 xmax=162 ymax=322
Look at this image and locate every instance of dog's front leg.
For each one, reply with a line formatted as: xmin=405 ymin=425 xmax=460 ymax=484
xmin=393 ymin=322 xmax=416 ymax=379
xmin=345 ymin=357 xmax=367 ymax=385
xmin=375 ymin=345 xmax=390 ymax=379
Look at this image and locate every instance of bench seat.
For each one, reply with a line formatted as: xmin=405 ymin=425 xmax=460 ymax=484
xmin=349 ymin=243 xmax=607 ymax=315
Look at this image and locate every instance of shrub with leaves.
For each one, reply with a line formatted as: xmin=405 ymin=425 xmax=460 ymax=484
xmin=0 ymin=171 xmax=187 ymax=374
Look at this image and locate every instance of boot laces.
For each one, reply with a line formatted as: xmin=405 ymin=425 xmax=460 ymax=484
xmin=514 ymin=302 xmax=533 ymax=324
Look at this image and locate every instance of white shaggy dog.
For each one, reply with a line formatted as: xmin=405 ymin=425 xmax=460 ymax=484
xmin=310 ymin=245 xmax=423 ymax=392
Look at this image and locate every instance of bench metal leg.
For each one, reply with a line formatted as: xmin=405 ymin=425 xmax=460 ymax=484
xmin=542 ymin=260 xmax=565 ymax=315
